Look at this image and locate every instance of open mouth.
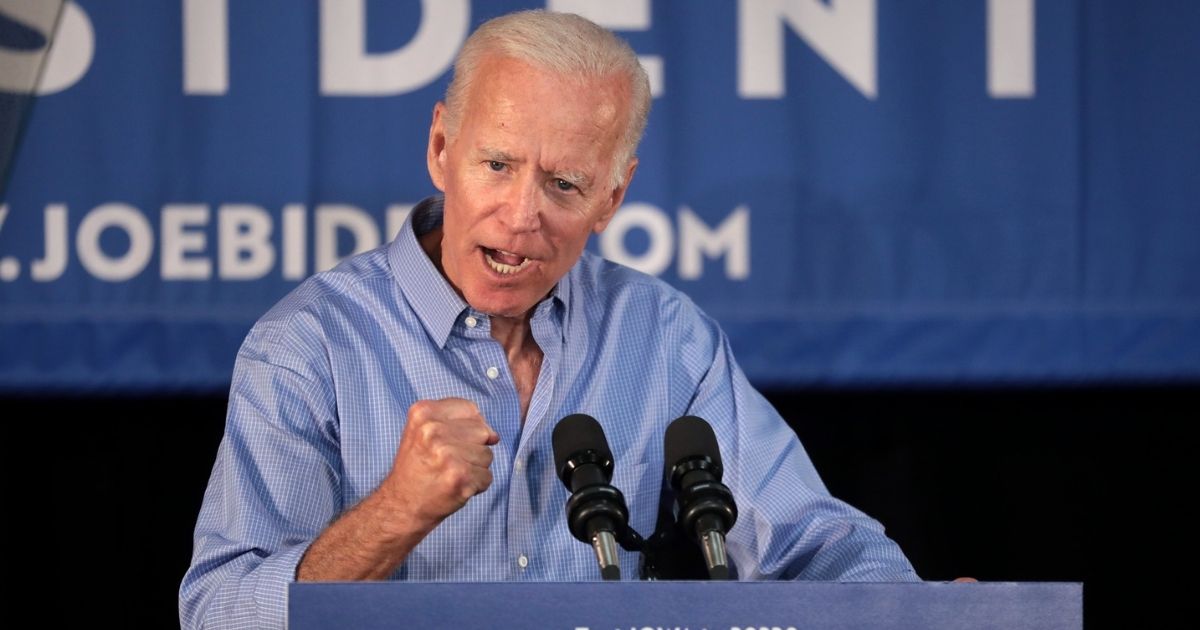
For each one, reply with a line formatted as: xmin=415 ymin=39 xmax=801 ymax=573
xmin=483 ymin=247 xmax=532 ymax=275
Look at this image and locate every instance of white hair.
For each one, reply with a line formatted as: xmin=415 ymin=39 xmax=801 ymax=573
xmin=443 ymin=10 xmax=652 ymax=188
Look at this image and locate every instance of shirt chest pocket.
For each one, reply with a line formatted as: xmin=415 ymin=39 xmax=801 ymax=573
xmin=611 ymin=459 xmax=666 ymax=540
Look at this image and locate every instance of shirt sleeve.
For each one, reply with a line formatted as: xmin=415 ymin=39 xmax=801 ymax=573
xmin=678 ymin=306 xmax=921 ymax=582
xmin=179 ymin=319 xmax=344 ymax=629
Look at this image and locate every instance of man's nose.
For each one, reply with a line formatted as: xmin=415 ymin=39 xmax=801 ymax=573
xmin=497 ymin=176 xmax=542 ymax=233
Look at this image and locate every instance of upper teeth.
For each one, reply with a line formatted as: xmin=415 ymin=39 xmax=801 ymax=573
xmin=486 ymin=251 xmax=531 ymax=275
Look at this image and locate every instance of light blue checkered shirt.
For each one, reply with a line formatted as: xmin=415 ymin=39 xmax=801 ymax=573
xmin=180 ymin=196 xmax=918 ymax=629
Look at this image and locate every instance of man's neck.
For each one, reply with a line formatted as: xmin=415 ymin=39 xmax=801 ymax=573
xmin=491 ymin=312 xmax=543 ymax=423
xmin=489 ymin=313 xmax=535 ymax=360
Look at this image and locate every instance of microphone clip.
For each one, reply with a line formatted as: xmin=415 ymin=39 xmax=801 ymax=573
xmin=561 ymin=451 xmax=644 ymax=553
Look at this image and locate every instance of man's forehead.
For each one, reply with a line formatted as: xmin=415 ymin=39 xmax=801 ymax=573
xmin=454 ymin=56 xmax=627 ymax=180
xmin=472 ymin=56 xmax=625 ymax=121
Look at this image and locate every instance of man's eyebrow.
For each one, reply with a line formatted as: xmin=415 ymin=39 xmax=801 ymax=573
xmin=477 ymin=146 xmax=593 ymax=189
xmin=553 ymin=169 xmax=592 ymax=189
xmin=479 ymin=147 xmax=519 ymax=162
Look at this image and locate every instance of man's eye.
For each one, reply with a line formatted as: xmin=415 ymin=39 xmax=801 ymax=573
xmin=487 ymin=161 xmax=505 ymax=172
xmin=553 ymin=179 xmax=576 ymax=192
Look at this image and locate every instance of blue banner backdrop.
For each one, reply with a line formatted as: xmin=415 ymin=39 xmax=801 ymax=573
xmin=1 ymin=0 xmax=1197 ymax=392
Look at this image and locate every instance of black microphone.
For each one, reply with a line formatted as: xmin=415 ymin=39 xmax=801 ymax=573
xmin=552 ymin=413 xmax=633 ymax=580
xmin=664 ymin=415 xmax=738 ymax=580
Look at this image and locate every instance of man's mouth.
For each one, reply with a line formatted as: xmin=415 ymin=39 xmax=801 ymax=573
xmin=483 ymin=247 xmax=532 ymax=275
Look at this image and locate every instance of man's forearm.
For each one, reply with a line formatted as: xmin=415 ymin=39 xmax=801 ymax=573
xmin=296 ymin=484 xmax=435 ymax=581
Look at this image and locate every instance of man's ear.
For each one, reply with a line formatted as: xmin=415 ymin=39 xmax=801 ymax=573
xmin=593 ymin=157 xmax=639 ymax=234
xmin=427 ymin=102 xmax=449 ymax=191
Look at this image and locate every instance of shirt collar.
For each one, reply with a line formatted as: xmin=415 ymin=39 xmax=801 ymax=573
xmin=389 ymin=196 xmax=571 ymax=348
xmin=390 ymin=197 xmax=466 ymax=348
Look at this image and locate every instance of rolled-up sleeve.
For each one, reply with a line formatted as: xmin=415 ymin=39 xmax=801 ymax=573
xmin=679 ymin=307 xmax=920 ymax=582
xmin=180 ymin=320 xmax=344 ymax=629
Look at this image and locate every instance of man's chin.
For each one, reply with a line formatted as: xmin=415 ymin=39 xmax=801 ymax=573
xmin=465 ymin=291 xmax=538 ymax=322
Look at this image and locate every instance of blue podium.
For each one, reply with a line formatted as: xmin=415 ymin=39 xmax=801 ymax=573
xmin=289 ymin=581 xmax=1081 ymax=629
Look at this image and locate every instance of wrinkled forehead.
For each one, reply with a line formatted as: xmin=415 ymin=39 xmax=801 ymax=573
xmin=464 ymin=55 xmax=631 ymax=131
xmin=463 ymin=58 xmax=629 ymax=166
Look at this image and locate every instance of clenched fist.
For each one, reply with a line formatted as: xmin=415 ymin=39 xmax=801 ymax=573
xmin=297 ymin=397 xmax=499 ymax=581
xmin=382 ymin=398 xmax=501 ymax=532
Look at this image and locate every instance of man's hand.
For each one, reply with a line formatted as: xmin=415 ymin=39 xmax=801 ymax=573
xmin=382 ymin=398 xmax=501 ymax=533
xmin=297 ymin=398 xmax=498 ymax=581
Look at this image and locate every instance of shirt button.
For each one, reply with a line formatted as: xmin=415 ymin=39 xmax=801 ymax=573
xmin=486 ymin=366 xmax=500 ymax=380
xmin=464 ymin=316 xmax=477 ymax=328
xmin=517 ymin=554 xmax=529 ymax=568
xmin=514 ymin=459 xmax=525 ymax=472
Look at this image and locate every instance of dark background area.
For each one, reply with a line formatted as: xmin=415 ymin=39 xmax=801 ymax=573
xmin=12 ymin=385 xmax=1196 ymax=628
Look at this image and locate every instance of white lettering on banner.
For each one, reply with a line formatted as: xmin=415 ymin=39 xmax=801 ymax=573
xmin=315 ymin=204 xmax=379 ymax=273
xmin=0 ymin=1 xmax=1038 ymax=100
xmin=219 ymin=204 xmax=275 ymax=279
xmin=601 ymin=203 xmax=675 ymax=276
xmin=0 ymin=203 xmax=751 ymax=283
xmin=548 ymin=0 xmax=664 ymax=97
xmin=0 ymin=1 xmax=60 ymax=93
xmin=282 ymin=203 xmax=307 ymax=280
xmin=41 ymin=2 xmax=93 ymax=93
xmin=31 ymin=203 xmax=68 ymax=281
xmin=183 ymin=0 xmax=228 ymax=94
xmin=678 ymin=205 xmax=749 ymax=280
xmin=319 ymin=0 xmax=469 ymax=95
xmin=739 ymin=0 xmax=877 ymax=99
xmin=0 ymin=0 xmax=93 ymax=94
xmin=988 ymin=0 xmax=1036 ymax=97
xmin=601 ymin=203 xmax=751 ymax=279
xmin=161 ymin=204 xmax=212 ymax=279
xmin=76 ymin=203 xmax=154 ymax=281
xmin=738 ymin=0 xmax=1036 ymax=99
xmin=0 ymin=204 xmax=17 ymax=281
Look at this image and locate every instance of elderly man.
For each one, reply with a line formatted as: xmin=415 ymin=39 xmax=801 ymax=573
xmin=181 ymin=9 xmax=918 ymax=629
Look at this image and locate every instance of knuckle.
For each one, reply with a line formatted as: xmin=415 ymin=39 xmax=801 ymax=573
xmin=459 ymin=476 xmax=481 ymax=501
xmin=429 ymin=442 xmax=453 ymax=465
xmin=445 ymin=467 xmax=469 ymax=490
xmin=417 ymin=420 xmax=442 ymax=444
xmin=408 ymin=399 xmax=432 ymax=420
xmin=445 ymin=397 xmax=480 ymax=418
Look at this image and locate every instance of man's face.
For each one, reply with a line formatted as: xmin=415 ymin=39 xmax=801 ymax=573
xmin=426 ymin=56 xmax=637 ymax=319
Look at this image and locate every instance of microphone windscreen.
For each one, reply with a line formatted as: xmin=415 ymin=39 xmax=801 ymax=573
xmin=552 ymin=413 xmax=612 ymax=474
xmin=664 ymin=415 xmax=723 ymax=475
